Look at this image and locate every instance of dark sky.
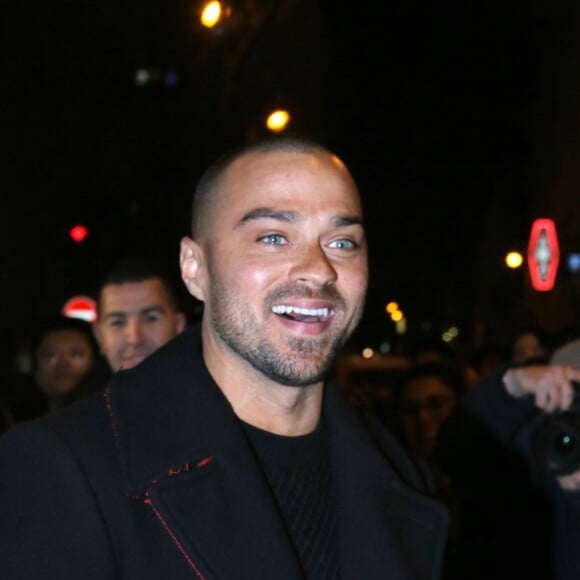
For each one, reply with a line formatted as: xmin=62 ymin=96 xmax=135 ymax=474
xmin=1 ymin=0 xmax=545 ymax=355
xmin=322 ymin=1 xmax=543 ymax=346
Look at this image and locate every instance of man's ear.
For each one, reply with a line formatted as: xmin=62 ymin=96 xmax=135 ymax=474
xmin=180 ymin=236 xmax=207 ymax=302
xmin=175 ymin=312 xmax=187 ymax=333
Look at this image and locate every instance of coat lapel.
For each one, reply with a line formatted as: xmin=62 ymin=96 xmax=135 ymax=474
xmin=324 ymin=385 xmax=448 ymax=580
xmin=107 ymin=328 xmax=303 ymax=579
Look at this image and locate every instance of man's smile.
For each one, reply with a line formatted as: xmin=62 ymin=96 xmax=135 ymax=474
xmin=271 ymin=304 xmax=333 ymax=322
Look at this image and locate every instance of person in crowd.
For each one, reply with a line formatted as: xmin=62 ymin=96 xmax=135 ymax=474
xmin=95 ymin=255 xmax=188 ymax=372
xmin=394 ymin=362 xmax=465 ymax=460
xmin=33 ymin=315 xmax=109 ymax=413
xmin=434 ymin=360 xmax=580 ymax=580
xmin=391 ymin=362 xmax=467 ymax=579
xmin=463 ymin=342 xmax=506 ymax=389
xmin=0 ymin=136 xmax=449 ymax=579
xmin=510 ymin=324 xmax=550 ymax=366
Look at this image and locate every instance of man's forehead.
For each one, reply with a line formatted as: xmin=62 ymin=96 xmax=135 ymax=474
xmin=220 ymin=152 xmax=361 ymax=210
xmin=99 ymin=278 xmax=172 ymax=311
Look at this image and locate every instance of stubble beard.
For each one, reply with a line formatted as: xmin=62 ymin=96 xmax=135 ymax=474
xmin=209 ymin=278 xmax=364 ymax=387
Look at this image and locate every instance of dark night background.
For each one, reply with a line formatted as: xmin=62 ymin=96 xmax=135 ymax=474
xmin=2 ymin=0 xmax=570 ymax=367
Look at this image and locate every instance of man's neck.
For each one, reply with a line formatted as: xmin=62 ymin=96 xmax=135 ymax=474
xmin=231 ymin=385 xmax=323 ymax=436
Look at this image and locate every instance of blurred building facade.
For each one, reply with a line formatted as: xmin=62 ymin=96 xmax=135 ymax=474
xmin=472 ymin=0 xmax=580 ymax=345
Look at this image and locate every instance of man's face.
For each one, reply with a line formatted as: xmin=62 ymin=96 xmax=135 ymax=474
xmin=96 ymin=278 xmax=187 ymax=371
xmin=398 ymin=377 xmax=457 ymax=458
xmin=35 ymin=329 xmax=95 ymax=399
xmin=182 ymin=150 xmax=368 ymax=387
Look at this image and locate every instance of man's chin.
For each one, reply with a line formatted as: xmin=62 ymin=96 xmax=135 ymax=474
xmin=268 ymin=355 xmax=331 ymax=387
xmin=120 ymin=356 xmax=146 ymax=370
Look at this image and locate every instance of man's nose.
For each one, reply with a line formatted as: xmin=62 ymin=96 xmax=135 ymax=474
xmin=124 ymin=319 xmax=145 ymax=344
xmin=290 ymin=244 xmax=338 ymax=287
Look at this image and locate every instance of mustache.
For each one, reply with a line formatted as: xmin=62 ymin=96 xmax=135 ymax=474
xmin=266 ymin=284 xmax=346 ymax=309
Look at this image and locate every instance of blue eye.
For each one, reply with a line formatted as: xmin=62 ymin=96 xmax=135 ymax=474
xmin=260 ymin=234 xmax=287 ymax=245
xmin=329 ymin=238 xmax=356 ymax=250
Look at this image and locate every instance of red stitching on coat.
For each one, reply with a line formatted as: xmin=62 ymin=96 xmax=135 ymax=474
xmin=196 ymin=457 xmax=212 ymax=468
xmin=167 ymin=457 xmax=212 ymax=477
xmin=168 ymin=464 xmax=190 ymax=476
xmin=127 ymin=459 xmax=213 ymax=502
xmin=144 ymin=491 xmax=206 ymax=579
xmin=103 ymin=385 xmax=119 ymax=440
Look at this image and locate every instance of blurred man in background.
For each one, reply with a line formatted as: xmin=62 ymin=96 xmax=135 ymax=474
xmin=95 ymin=256 xmax=188 ymax=371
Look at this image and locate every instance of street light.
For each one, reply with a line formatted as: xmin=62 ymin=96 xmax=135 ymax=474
xmin=266 ymin=109 xmax=291 ymax=133
xmin=200 ymin=1 xmax=224 ymax=29
xmin=505 ymin=251 xmax=523 ymax=269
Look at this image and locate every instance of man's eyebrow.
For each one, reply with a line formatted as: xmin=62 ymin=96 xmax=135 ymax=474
xmin=237 ymin=208 xmax=298 ymax=227
xmin=139 ymin=306 xmax=166 ymax=316
xmin=331 ymin=215 xmax=364 ymax=228
xmin=103 ymin=311 xmax=127 ymax=321
xmin=104 ymin=306 xmax=165 ymax=319
xmin=236 ymin=208 xmax=364 ymax=229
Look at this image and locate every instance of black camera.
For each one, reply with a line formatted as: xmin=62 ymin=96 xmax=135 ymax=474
xmin=531 ymin=382 xmax=580 ymax=476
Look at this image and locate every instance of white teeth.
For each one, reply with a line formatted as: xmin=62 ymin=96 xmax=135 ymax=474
xmin=272 ymin=305 xmax=330 ymax=317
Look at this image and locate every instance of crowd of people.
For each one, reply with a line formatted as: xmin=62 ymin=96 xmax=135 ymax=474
xmin=0 ymin=256 xmax=189 ymax=430
xmin=340 ymin=323 xmax=580 ymax=579
xmin=0 ymin=136 xmax=579 ymax=579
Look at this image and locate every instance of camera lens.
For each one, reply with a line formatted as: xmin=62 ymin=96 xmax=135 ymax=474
xmin=530 ymin=382 xmax=580 ymax=476
xmin=532 ymin=412 xmax=580 ymax=475
xmin=554 ymin=433 xmax=576 ymax=453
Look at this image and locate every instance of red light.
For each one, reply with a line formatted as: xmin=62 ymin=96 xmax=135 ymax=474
xmin=69 ymin=224 xmax=88 ymax=243
xmin=527 ymin=218 xmax=559 ymax=291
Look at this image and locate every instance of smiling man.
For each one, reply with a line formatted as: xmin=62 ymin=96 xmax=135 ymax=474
xmin=0 ymin=137 xmax=449 ymax=579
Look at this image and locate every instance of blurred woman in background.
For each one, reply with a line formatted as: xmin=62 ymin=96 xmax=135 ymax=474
xmin=33 ymin=316 xmax=109 ymax=413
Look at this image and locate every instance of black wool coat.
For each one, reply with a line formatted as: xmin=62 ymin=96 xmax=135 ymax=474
xmin=0 ymin=326 xmax=448 ymax=579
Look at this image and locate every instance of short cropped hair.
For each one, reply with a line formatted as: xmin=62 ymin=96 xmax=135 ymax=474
xmin=98 ymin=255 xmax=183 ymax=313
xmin=190 ymin=136 xmax=333 ymax=239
